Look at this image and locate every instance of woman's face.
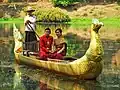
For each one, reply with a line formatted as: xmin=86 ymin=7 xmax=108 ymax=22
xmin=55 ymin=30 xmax=62 ymax=37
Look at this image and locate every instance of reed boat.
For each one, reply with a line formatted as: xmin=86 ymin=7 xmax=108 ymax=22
xmin=13 ymin=19 xmax=104 ymax=80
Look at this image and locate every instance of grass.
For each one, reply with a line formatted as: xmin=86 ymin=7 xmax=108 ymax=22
xmin=1 ymin=17 xmax=120 ymax=28
xmin=0 ymin=18 xmax=23 ymax=23
xmin=68 ymin=17 xmax=120 ymax=28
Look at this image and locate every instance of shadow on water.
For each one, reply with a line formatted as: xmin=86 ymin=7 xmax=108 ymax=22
xmin=0 ymin=23 xmax=120 ymax=90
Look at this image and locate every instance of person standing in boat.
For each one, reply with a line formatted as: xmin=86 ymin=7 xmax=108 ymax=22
xmin=39 ymin=28 xmax=53 ymax=60
xmin=50 ymin=28 xmax=67 ymax=60
xmin=24 ymin=6 xmax=37 ymax=52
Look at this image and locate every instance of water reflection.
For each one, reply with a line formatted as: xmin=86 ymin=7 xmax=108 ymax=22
xmin=36 ymin=23 xmax=70 ymax=38
xmin=0 ymin=66 xmax=14 ymax=90
xmin=14 ymin=64 xmax=101 ymax=90
xmin=14 ymin=65 xmax=39 ymax=90
xmin=0 ymin=23 xmax=13 ymax=37
xmin=64 ymin=32 xmax=89 ymax=57
xmin=112 ymin=50 xmax=120 ymax=66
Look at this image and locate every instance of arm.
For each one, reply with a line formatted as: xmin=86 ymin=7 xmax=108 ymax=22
xmin=57 ymin=44 xmax=65 ymax=54
xmin=24 ymin=16 xmax=36 ymax=25
xmin=40 ymin=37 xmax=49 ymax=53
xmin=51 ymin=39 xmax=56 ymax=53
xmin=24 ymin=16 xmax=28 ymax=25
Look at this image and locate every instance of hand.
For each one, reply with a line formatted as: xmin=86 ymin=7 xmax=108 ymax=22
xmin=25 ymin=20 xmax=31 ymax=25
xmin=51 ymin=51 xmax=54 ymax=54
xmin=48 ymin=50 xmax=52 ymax=53
xmin=48 ymin=50 xmax=54 ymax=54
xmin=57 ymin=52 xmax=60 ymax=54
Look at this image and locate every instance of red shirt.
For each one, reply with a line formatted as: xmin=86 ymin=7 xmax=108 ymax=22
xmin=40 ymin=34 xmax=53 ymax=53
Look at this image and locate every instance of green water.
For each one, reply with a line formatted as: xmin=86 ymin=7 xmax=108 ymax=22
xmin=0 ymin=23 xmax=120 ymax=90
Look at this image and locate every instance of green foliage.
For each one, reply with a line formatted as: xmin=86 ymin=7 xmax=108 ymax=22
xmin=34 ymin=8 xmax=70 ymax=22
xmin=51 ymin=0 xmax=81 ymax=7
xmin=117 ymin=0 xmax=120 ymax=4
xmin=50 ymin=0 xmax=120 ymax=6
xmin=104 ymin=0 xmax=114 ymax=3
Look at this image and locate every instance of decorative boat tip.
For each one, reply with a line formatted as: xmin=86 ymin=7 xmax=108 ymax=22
xmin=92 ymin=18 xmax=104 ymax=26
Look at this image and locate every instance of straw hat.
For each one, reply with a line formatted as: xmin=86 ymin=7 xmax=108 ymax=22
xmin=26 ymin=6 xmax=35 ymax=12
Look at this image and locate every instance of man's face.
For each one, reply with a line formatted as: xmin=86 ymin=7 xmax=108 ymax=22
xmin=55 ymin=30 xmax=62 ymax=37
xmin=27 ymin=11 xmax=33 ymax=16
xmin=45 ymin=30 xmax=51 ymax=36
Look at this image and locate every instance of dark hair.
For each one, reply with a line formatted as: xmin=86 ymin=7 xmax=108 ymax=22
xmin=45 ymin=27 xmax=51 ymax=34
xmin=55 ymin=28 xmax=62 ymax=33
xmin=45 ymin=28 xmax=51 ymax=31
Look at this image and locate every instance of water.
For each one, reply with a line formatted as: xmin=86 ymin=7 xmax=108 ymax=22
xmin=0 ymin=23 xmax=120 ymax=90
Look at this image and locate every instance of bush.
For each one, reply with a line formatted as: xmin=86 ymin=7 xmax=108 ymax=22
xmin=51 ymin=0 xmax=81 ymax=7
xmin=34 ymin=8 xmax=71 ymax=22
xmin=117 ymin=0 xmax=120 ymax=4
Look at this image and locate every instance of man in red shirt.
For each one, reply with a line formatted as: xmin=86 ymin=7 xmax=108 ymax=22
xmin=39 ymin=28 xmax=53 ymax=60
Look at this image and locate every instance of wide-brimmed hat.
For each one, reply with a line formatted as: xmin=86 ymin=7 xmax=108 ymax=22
xmin=26 ymin=6 xmax=35 ymax=12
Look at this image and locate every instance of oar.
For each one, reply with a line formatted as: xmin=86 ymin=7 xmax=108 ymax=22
xmin=27 ymin=22 xmax=40 ymax=39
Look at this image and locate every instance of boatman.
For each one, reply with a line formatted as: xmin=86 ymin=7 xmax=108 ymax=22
xmin=24 ymin=6 xmax=37 ymax=52
xmin=39 ymin=28 xmax=53 ymax=60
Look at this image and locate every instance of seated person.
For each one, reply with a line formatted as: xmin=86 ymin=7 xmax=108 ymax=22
xmin=39 ymin=28 xmax=53 ymax=60
xmin=50 ymin=28 xmax=67 ymax=60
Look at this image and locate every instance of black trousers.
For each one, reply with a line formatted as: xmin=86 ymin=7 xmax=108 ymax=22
xmin=24 ymin=31 xmax=38 ymax=52
xmin=25 ymin=31 xmax=37 ymax=42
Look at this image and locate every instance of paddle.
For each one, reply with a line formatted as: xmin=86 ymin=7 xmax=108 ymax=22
xmin=27 ymin=22 xmax=40 ymax=39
